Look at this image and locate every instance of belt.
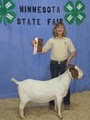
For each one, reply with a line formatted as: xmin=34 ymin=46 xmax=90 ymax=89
xmin=51 ymin=59 xmax=67 ymax=64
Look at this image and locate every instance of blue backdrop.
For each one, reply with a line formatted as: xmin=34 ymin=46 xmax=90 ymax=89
xmin=0 ymin=0 xmax=90 ymax=98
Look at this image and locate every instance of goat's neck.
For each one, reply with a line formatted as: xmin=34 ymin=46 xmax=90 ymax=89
xmin=59 ymin=70 xmax=71 ymax=80
xmin=66 ymin=69 xmax=73 ymax=79
xmin=58 ymin=71 xmax=71 ymax=87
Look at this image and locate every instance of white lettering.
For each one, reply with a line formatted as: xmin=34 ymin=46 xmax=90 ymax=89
xmin=67 ymin=15 xmax=73 ymax=21
xmin=77 ymin=4 xmax=82 ymax=10
xmin=5 ymin=2 xmax=12 ymax=9
xmin=67 ymin=4 xmax=73 ymax=11
xmin=77 ymin=14 xmax=83 ymax=20
xmin=6 ymin=13 xmax=13 ymax=20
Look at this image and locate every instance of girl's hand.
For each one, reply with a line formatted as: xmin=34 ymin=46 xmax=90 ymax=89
xmin=31 ymin=40 xmax=37 ymax=47
xmin=67 ymin=51 xmax=76 ymax=65
xmin=66 ymin=58 xmax=71 ymax=65
xmin=38 ymin=51 xmax=44 ymax=54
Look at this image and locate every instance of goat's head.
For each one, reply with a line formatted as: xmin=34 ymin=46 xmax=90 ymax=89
xmin=67 ymin=65 xmax=84 ymax=79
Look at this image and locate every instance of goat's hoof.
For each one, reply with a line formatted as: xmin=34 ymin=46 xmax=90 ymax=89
xmin=58 ymin=115 xmax=63 ymax=120
xmin=58 ymin=115 xmax=63 ymax=119
xmin=20 ymin=115 xmax=25 ymax=119
xmin=60 ymin=117 xmax=63 ymax=119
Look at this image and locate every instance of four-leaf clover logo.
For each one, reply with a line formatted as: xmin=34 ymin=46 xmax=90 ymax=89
xmin=0 ymin=0 xmax=16 ymax=26
xmin=64 ymin=0 xmax=86 ymax=25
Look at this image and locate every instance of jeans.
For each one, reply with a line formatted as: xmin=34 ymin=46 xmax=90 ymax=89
xmin=49 ymin=60 xmax=70 ymax=106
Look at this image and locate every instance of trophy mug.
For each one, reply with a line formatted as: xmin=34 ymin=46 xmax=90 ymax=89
xmin=37 ymin=38 xmax=43 ymax=52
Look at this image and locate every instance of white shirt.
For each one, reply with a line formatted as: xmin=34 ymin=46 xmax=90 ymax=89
xmin=42 ymin=37 xmax=76 ymax=62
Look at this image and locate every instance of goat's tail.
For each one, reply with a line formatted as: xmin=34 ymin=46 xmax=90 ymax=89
xmin=11 ymin=78 xmax=19 ymax=85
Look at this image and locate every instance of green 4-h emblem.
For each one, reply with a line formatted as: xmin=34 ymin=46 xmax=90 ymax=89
xmin=0 ymin=0 xmax=16 ymax=26
xmin=64 ymin=0 xmax=86 ymax=25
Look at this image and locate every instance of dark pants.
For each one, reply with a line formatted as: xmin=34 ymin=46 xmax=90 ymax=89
xmin=49 ymin=60 xmax=70 ymax=106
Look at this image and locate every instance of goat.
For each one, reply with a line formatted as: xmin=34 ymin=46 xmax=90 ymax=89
xmin=11 ymin=65 xmax=84 ymax=119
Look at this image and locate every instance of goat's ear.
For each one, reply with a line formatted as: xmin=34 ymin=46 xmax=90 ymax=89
xmin=69 ymin=68 xmax=78 ymax=79
xmin=69 ymin=67 xmax=74 ymax=72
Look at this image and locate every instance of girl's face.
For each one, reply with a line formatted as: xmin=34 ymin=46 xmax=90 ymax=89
xmin=56 ymin=25 xmax=64 ymax=36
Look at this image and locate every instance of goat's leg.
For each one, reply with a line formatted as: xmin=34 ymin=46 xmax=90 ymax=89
xmin=54 ymin=98 xmax=57 ymax=111
xmin=57 ymin=97 xmax=63 ymax=119
xmin=19 ymin=101 xmax=27 ymax=119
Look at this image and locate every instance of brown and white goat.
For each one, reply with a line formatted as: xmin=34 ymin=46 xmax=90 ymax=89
xmin=11 ymin=65 xmax=84 ymax=119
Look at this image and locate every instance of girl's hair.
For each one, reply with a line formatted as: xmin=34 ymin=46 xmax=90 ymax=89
xmin=53 ymin=19 xmax=67 ymax=37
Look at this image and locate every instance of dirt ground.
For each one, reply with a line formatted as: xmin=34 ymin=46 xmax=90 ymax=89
xmin=0 ymin=91 xmax=90 ymax=120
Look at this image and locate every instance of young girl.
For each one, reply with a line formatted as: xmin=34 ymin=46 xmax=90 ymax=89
xmin=32 ymin=19 xmax=76 ymax=110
